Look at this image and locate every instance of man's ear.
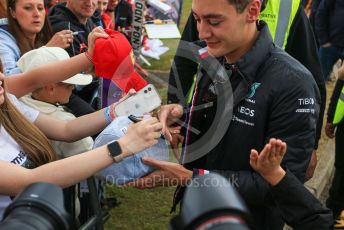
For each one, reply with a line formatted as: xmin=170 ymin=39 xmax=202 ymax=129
xmin=246 ymin=0 xmax=261 ymax=22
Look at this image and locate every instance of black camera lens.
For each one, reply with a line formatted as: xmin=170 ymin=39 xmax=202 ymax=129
xmin=144 ymin=90 xmax=148 ymax=93
xmin=0 ymin=183 xmax=72 ymax=230
xmin=170 ymin=174 xmax=251 ymax=230
xmin=148 ymin=87 xmax=152 ymax=91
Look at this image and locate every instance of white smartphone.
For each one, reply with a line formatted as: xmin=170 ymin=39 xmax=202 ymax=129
xmin=115 ymin=84 xmax=162 ymax=116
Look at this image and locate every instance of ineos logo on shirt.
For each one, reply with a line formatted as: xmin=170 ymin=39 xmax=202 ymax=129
xmin=238 ymin=106 xmax=255 ymax=117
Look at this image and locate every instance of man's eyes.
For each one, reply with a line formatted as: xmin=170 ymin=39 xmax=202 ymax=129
xmin=208 ymin=20 xmax=221 ymax=26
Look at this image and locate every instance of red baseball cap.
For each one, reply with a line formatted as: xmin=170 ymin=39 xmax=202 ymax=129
xmin=93 ymin=29 xmax=147 ymax=93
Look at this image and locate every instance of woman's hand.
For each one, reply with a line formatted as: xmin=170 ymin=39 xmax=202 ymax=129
xmin=87 ymin=27 xmax=109 ymax=56
xmin=46 ymin=30 xmax=73 ymax=48
xmin=118 ymin=117 xmax=163 ymax=157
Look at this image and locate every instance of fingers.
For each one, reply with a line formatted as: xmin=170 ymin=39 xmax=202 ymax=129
xmin=141 ymin=156 xmax=164 ymax=169
xmin=59 ymin=30 xmax=73 ymax=44
xmin=126 ymin=170 xmax=166 ymax=188
xmin=259 ymin=143 xmax=271 ymax=162
xmin=249 ymin=149 xmax=259 ymax=169
xmin=127 ymin=88 xmax=137 ymax=96
xmin=158 ymin=104 xmax=183 ymax=141
xmin=88 ymin=27 xmax=109 ymax=55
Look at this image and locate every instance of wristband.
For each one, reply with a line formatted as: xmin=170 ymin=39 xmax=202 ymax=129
xmin=104 ymin=107 xmax=112 ymax=124
xmin=84 ymin=50 xmax=94 ymax=64
xmin=109 ymin=104 xmax=116 ymax=120
xmin=192 ymin=168 xmax=209 ymax=178
xmin=104 ymin=105 xmax=117 ymax=124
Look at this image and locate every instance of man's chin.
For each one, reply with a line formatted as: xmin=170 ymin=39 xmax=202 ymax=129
xmin=207 ymin=49 xmax=222 ymax=58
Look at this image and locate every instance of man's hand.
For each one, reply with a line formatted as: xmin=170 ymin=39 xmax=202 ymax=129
xmin=250 ymin=138 xmax=287 ymax=186
xmin=170 ymin=132 xmax=184 ymax=160
xmin=127 ymin=157 xmax=192 ymax=188
xmin=158 ymin=104 xmax=183 ymax=141
xmin=325 ymin=123 xmax=336 ymax=138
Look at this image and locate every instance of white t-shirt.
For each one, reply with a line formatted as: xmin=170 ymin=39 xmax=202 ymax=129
xmin=0 ymin=94 xmax=39 ymax=218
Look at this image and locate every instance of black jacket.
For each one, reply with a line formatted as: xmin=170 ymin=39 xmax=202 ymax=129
xmin=48 ymin=3 xmax=96 ymax=57
xmin=115 ymin=0 xmax=133 ymax=30
xmin=315 ymin=0 xmax=344 ymax=47
xmin=180 ymin=22 xmax=320 ymax=229
xmin=272 ymin=171 xmax=333 ymax=229
xmin=168 ymin=3 xmax=326 ymax=149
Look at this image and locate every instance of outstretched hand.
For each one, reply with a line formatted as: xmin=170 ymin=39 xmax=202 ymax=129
xmin=250 ymin=138 xmax=287 ymax=186
xmin=126 ymin=157 xmax=192 ymax=189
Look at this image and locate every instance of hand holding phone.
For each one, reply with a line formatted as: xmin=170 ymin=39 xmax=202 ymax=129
xmin=115 ymin=84 xmax=162 ymax=116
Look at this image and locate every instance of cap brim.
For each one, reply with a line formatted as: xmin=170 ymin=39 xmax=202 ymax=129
xmin=112 ymin=71 xmax=147 ymax=93
xmin=62 ymin=73 xmax=93 ymax=85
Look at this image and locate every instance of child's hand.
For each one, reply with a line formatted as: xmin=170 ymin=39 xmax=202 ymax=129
xmin=250 ymin=138 xmax=287 ymax=186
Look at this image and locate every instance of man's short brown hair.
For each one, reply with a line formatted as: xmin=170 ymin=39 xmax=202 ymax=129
xmin=227 ymin=0 xmax=252 ymax=13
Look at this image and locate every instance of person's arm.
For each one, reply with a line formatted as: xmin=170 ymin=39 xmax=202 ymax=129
xmin=315 ymin=0 xmax=334 ymax=46
xmin=271 ymin=171 xmax=333 ymax=229
xmin=4 ymin=27 xmax=108 ymax=98
xmin=250 ymin=139 xmax=334 ymax=229
xmin=5 ymin=54 xmax=91 ymax=98
xmin=0 ymin=118 xmax=162 ymax=196
xmin=0 ymin=31 xmax=22 ymax=76
xmin=33 ymin=105 xmax=110 ymax=142
xmin=33 ymin=89 xmax=136 ymax=142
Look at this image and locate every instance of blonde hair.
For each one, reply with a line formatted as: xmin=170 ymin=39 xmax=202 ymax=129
xmin=0 ymin=61 xmax=56 ymax=165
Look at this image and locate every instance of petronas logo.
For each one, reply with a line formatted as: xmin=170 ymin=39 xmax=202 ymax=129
xmin=247 ymin=83 xmax=261 ymax=98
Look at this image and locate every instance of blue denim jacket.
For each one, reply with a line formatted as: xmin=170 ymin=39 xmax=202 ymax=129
xmin=0 ymin=19 xmax=22 ymax=76
xmin=93 ymin=116 xmax=169 ymax=185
